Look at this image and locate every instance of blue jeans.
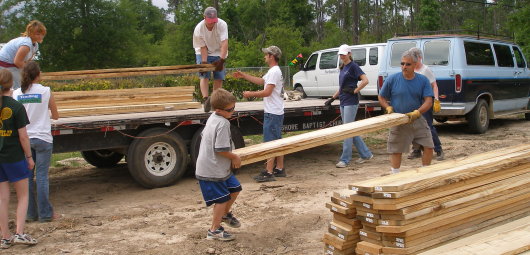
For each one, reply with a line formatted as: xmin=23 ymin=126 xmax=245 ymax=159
xmin=27 ymin=138 xmax=54 ymax=221
xmin=263 ymin=113 xmax=284 ymax=142
xmin=419 ymin=108 xmax=442 ymax=153
xmin=195 ymin=55 xmax=226 ymax=80
xmin=339 ymin=105 xmax=373 ymax=164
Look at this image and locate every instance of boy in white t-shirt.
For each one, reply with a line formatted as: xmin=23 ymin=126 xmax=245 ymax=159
xmin=233 ymin=46 xmax=285 ymax=182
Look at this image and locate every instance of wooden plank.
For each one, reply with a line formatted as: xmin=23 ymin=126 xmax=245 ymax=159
xmin=418 ymin=216 xmax=530 ymax=255
xmin=43 ymin=68 xmax=215 ymax=80
xmin=349 ymin=143 xmax=530 ymax=193
xmin=371 ymin=164 xmax=530 ymax=210
xmin=58 ymin=102 xmax=201 ymax=117
xmin=324 ymin=245 xmax=356 ymax=255
xmin=56 ymin=95 xmax=194 ymax=108
xmin=327 ymin=202 xmax=357 ymax=216
xmin=53 ymin=87 xmax=195 ymax=100
xmin=234 ymin=113 xmax=410 ymax=166
xmin=356 ymin=241 xmax=383 ymax=254
xmin=333 ymin=189 xmax=358 ymax=204
xmin=323 ymin=233 xmax=358 ymax=250
xmin=333 ymin=213 xmax=363 ymax=226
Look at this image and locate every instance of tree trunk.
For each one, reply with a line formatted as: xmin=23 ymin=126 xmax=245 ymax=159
xmin=352 ymin=0 xmax=360 ymax=44
xmin=315 ymin=0 xmax=324 ymax=42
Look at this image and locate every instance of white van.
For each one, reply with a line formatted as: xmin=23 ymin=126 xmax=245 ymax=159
xmin=378 ymin=34 xmax=530 ymax=133
xmin=293 ymin=43 xmax=386 ymax=98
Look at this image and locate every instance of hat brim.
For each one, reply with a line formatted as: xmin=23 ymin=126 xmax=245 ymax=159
xmin=205 ymin=17 xmax=218 ymax=23
xmin=338 ymin=50 xmax=349 ymax=55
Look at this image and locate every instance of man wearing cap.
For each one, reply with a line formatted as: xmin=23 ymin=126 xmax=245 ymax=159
xmin=193 ymin=7 xmax=229 ymax=112
xmin=233 ymin=46 xmax=285 ymax=182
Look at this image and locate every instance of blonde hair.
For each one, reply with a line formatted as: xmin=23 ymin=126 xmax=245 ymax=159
xmin=210 ymin=88 xmax=236 ymax=110
xmin=21 ymin=20 xmax=47 ymax=37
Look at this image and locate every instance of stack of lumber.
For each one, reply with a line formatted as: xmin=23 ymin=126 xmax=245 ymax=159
xmin=55 ymin=86 xmax=200 ymax=117
xmin=42 ymin=64 xmax=215 ymax=80
xmin=324 ymin=143 xmax=530 ymax=255
xmin=323 ymin=189 xmax=362 ymax=255
xmin=234 ymin=113 xmax=410 ymax=166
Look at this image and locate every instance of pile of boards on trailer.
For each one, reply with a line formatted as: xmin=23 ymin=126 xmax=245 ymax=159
xmin=41 ymin=64 xmax=215 ymax=117
xmin=324 ymin=143 xmax=530 ymax=255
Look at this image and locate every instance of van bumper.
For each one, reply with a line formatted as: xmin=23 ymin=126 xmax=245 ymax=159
xmin=434 ymin=102 xmax=470 ymax=116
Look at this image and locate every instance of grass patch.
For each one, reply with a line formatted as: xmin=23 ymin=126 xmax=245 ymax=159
xmin=51 ymin=152 xmax=82 ymax=167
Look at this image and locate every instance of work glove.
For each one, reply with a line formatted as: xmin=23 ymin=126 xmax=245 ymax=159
xmin=405 ymin=110 xmax=421 ymax=123
xmin=212 ymin=58 xmax=225 ymax=72
xmin=385 ymin=106 xmax=394 ymax=114
xmin=433 ymin=99 xmax=441 ymax=113
xmin=324 ymin=98 xmax=335 ymax=106
xmin=341 ymin=87 xmax=356 ymax=94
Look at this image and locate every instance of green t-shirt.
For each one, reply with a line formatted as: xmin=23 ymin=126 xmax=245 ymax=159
xmin=0 ymin=96 xmax=30 ymax=163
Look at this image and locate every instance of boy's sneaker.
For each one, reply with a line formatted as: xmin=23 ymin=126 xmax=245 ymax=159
xmin=13 ymin=233 xmax=37 ymax=245
xmin=355 ymin=154 xmax=374 ymax=164
xmin=436 ymin=150 xmax=445 ymax=161
xmin=335 ymin=161 xmax=347 ymax=168
xmin=222 ymin=212 xmax=241 ymax=228
xmin=273 ymin=168 xmax=286 ymax=177
xmin=0 ymin=238 xmax=12 ymax=249
xmin=407 ymin=149 xmax=422 ymax=159
xmin=207 ymin=226 xmax=234 ymax=241
xmin=253 ymin=171 xmax=276 ymax=182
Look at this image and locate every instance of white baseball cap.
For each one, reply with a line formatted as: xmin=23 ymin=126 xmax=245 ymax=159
xmin=338 ymin=44 xmax=350 ymax=55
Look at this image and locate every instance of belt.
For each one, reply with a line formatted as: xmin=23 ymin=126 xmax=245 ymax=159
xmin=0 ymin=61 xmax=17 ymax=68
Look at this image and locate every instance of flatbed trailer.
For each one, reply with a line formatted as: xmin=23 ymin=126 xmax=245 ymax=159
xmin=52 ymin=98 xmax=382 ymax=188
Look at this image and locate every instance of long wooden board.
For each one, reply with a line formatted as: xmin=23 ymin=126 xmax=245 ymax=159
xmin=234 ymin=113 xmax=409 ymax=166
xmin=53 ymin=87 xmax=195 ymax=100
xmin=58 ymin=102 xmax=200 ymax=117
xmin=56 ymin=95 xmax=194 ymax=108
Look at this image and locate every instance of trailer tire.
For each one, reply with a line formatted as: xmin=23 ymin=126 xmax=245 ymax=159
xmin=127 ymin=128 xmax=188 ymax=188
xmin=81 ymin=150 xmax=124 ymax=168
xmin=526 ymin=100 xmax=530 ymax=120
xmin=190 ymin=125 xmax=245 ymax=168
xmin=466 ymin=99 xmax=489 ymax=134
xmin=294 ymin=86 xmax=307 ymax=99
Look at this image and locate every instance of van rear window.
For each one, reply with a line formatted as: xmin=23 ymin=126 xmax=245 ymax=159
xmin=319 ymin=51 xmax=338 ymax=69
xmin=352 ymin=48 xmax=366 ymax=66
xmin=391 ymin=42 xmax=416 ymax=67
xmin=464 ymin=41 xmax=495 ymax=66
xmin=424 ymin=40 xmax=450 ymax=66
xmin=369 ymin=47 xmax=378 ymax=65
xmin=493 ymin=44 xmax=514 ymax=67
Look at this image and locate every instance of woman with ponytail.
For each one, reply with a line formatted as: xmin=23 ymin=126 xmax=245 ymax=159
xmin=13 ymin=61 xmax=59 ymax=223
xmin=0 ymin=20 xmax=46 ymax=90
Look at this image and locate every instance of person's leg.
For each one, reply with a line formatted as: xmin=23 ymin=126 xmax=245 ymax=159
xmin=13 ymin=178 xmax=29 ymax=235
xmin=349 ymin=104 xmax=373 ymax=159
xmin=0 ymin=181 xmax=11 ymax=239
xmin=27 ymin=146 xmax=38 ymax=221
xmin=339 ymin=105 xmax=354 ymax=164
xmin=200 ymin=78 xmax=210 ymax=98
xmin=33 ymin=139 xmax=54 ymax=221
xmin=423 ymin=109 xmax=442 ymax=153
xmin=422 ymin=147 xmax=434 ymax=166
xmin=211 ymin=202 xmax=228 ymax=232
xmin=390 ymin=153 xmax=402 ymax=169
xmin=224 ymin=191 xmax=239 ymax=215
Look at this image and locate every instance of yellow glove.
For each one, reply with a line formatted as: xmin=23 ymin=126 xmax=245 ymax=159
xmin=405 ymin=110 xmax=421 ymax=123
xmin=433 ymin=99 xmax=441 ymax=113
xmin=385 ymin=106 xmax=394 ymax=114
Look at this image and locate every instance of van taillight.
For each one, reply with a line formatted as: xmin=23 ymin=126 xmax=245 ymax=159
xmin=378 ymin=76 xmax=384 ymax=89
xmin=455 ymin=74 xmax=462 ymax=93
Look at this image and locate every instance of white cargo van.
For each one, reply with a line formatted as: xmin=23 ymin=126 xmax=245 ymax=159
xmin=293 ymin=43 xmax=386 ymax=98
xmin=378 ymin=34 xmax=530 ymax=133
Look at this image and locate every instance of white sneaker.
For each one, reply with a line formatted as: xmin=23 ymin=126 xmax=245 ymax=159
xmin=355 ymin=154 xmax=374 ymax=164
xmin=391 ymin=168 xmax=400 ymax=174
xmin=335 ymin=161 xmax=347 ymax=168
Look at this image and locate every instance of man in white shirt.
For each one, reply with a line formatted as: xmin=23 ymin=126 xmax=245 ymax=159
xmin=193 ymin=7 xmax=228 ymax=112
xmin=233 ymin=46 xmax=285 ymax=182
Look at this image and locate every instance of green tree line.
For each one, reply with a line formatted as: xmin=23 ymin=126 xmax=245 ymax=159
xmin=0 ymin=0 xmax=528 ymax=72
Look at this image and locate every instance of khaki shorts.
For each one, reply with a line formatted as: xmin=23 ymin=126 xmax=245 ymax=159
xmin=387 ymin=116 xmax=434 ymax=153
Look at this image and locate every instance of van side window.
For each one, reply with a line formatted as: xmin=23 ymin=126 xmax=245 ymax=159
xmin=369 ymin=47 xmax=378 ymax=65
xmin=305 ymin=54 xmax=318 ymax=71
xmin=424 ymin=40 xmax=450 ymax=66
xmin=464 ymin=41 xmax=495 ymax=66
xmin=391 ymin=42 xmax=416 ymax=67
xmin=319 ymin=51 xmax=339 ymax=69
xmin=493 ymin=44 xmax=514 ymax=67
xmin=351 ymin=48 xmax=366 ymax=66
xmin=512 ymin=46 xmax=527 ymax=68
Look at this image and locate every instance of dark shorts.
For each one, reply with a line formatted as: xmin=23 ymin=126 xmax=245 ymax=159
xmin=0 ymin=160 xmax=31 ymax=183
xmin=199 ymin=174 xmax=242 ymax=207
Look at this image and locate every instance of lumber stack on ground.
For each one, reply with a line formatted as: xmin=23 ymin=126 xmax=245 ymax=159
xmin=323 ymin=189 xmax=362 ymax=255
xmin=55 ymin=86 xmax=200 ymax=117
xmin=234 ymin=113 xmax=409 ymax=166
xmin=42 ymin=64 xmax=215 ymax=80
xmin=324 ymin=143 xmax=530 ymax=255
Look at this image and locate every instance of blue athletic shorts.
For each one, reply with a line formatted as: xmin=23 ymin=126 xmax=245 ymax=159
xmin=263 ymin=113 xmax=284 ymax=142
xmin=195 ymin=55 xmax=226 ymax=80
xmin=0 ymin=160 xmax=31 ymax=183
xmin=199 ymin=174 xmax=242 ymax=207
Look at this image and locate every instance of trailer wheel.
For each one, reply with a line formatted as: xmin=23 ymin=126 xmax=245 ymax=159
xmin=525 ymin=100 xmax=530 ymax=120
xmin=294 ymin=86 xmax=307 ymax=98
xmin=190 ymin=125 xmax=245 ymax=168
xmin=127 ymin=128 xmax=188 ymax=188
xmin=434 ymin=117 xmax=448 ymax=123
xmin=81 ymin=150 xmax=124 ymax=168
xmin=466 ymin=99 xmax=489 ymax=134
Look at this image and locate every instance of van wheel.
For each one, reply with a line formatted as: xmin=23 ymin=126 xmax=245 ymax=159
xmin=525 ymin=101 xmax=530 ymax=120
xmin=190 ymin=125 xmax=245 ymax=168
xmin=127 ymin=128 xmax=188 ymax=188
xmin=466 ymin=99 xmax=489 ymax=134
xmin=434 ymin=117 xmax=448 ymax=123
xmin=294 ymin=86 xmax=307 ymax=98
xmin=81 ymin=150 xmax=124 ymax=168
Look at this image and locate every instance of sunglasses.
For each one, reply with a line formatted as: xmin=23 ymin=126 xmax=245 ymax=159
xmin=223 ymin=106 xmax=235 ymax=112
xmin=400 ymin=62 xmax=412 ymax=66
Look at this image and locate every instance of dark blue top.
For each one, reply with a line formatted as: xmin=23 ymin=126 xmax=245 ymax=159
xmin=338 ymin=61 xmax=365 ymax=106
xmin=379 ymin=72 xmax=434 ymax=113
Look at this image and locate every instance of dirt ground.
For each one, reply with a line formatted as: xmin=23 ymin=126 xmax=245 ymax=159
xmin=4 ymin=116 xmax=530 ymax=255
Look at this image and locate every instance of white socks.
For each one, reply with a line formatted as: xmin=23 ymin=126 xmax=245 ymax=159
xmin=391 ymin=168 xmax=400 ymax=174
